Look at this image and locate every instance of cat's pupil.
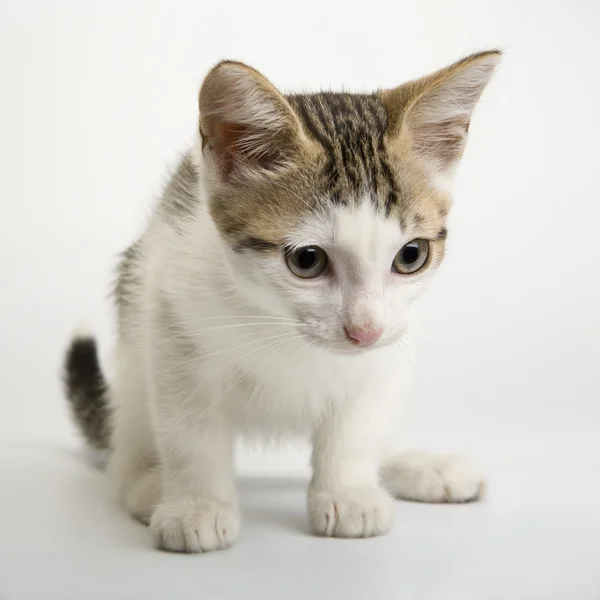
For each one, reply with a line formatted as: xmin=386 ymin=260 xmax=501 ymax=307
xmin=402 ymin=244 xmax=420 ymax=264
xmin=298 ymin=248 xmax=317 ymax=269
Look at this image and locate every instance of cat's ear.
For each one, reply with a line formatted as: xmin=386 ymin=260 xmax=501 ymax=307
xmin=381 ymin=50 xmax=501 ymax=177
xmin=199 ymin=61 xmax=303 ymax=181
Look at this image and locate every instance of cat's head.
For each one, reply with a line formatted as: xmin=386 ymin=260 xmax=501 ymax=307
xmin=195 ymin=52 xmax=500 ymax=352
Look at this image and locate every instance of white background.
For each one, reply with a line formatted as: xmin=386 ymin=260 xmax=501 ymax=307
xmin=1 ymin=1 xmax=599 ymax=599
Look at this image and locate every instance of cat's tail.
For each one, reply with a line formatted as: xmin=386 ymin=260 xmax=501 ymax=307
xmin=63 ymin=327 xmax=111 ymax=450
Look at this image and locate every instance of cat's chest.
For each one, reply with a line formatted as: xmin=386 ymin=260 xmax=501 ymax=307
xmin=236 ymin=338 xmax=387 ymax=393
xmin=219 ymin=339 xmax=405 ymax=434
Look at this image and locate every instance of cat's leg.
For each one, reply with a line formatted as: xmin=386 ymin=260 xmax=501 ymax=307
xmin=149 ymin=400 xmax=239 ymax=552
xmin=107 ymin=339 xmax=161 ymax=524
xmin=308 ymin=380 xmax=400 ymax=538
xmin=148 ymin=344 xmax=240 ymax=553
xmin=381 ymin=452 xmax=485 ymax=503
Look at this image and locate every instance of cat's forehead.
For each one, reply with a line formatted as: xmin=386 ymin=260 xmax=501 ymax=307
xmin=288 ymin=92 xmax=388 ymax=141
xmin=288 ymin=93 xmax=397 ymax=213
xmin=287 ymin=92 xmax=449 ymax=227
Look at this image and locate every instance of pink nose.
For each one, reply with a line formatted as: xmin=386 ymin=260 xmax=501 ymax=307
xmin=344 ymin=326 xmax=383 ymax=347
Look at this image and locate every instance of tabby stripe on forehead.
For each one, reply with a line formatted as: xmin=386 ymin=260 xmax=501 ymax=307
xmin=308 ymin=96 xmax=331 ymax=136
xmin=339 ymin=141 xmax=360 ymax=191
xmin=377 ymin=135 xmax=398 ymax=215
xmin=437 ymin=228 xmax=448 ymax=240
xmin=366 ymin=99 xmax=386 ymax=130
xmin=295 ymin=98 xmax=339 ymax=188
xmin=331 ymin=95 xmax=359 ymax=140
xmin=377 ymin=137 xmax=395 ymax=186
xmin=349 ymin=95 xmax=367 ymax=123
xmin=314 ymin=98 xmax=342 ymax=152
xmin=341 ymin=95 xmax=358 ymax=122
xmin=328 ymin=94 xmax=347 ymax=120
xmin=355 ymin=140 xmax=371 ymax=189
xmin=295 ymin=98 xmax=333 ymax=157
xmin=234 ymin=237 xmax=279 ymax=253
xmin=366 ymin=136 xmax=380 ymax=197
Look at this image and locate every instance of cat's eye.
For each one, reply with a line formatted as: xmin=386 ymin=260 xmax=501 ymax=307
xmin=392 ymin=239 xmax=429 ymax=274
xmin=285 ymin=246 xmax=328 ymax=279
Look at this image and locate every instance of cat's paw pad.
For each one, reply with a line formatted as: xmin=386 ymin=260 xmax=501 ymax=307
xmin=382 ymin=452 xmax=485 ymax=503
xmin=150 ymin=498 xmax=240 ymax=553
xmin=308 ymin=486 xmax=394 ymax=538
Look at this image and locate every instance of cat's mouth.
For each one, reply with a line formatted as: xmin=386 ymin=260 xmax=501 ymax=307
xmin=304 ymin=333 xmax=389 ymax=355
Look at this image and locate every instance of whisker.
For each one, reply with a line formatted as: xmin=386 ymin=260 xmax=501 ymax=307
xmin=196 ymin=334 xmax=308 ymax=420
xmin=179 ymin=334 xmax=307 ymax=411
xmin=157 ymin=321 xmax=306 ymax=346
xmin=236 ymin=335 xmax=315 ymax=424
xmin=166 ymin=330 xmax=300 ymax=372
xmin=152 ymin=314 xmax=302 ymax=334
xmin=169 ymin=326 xmax=282 ymax=365
xmin=396 ymin=334 xmax=416 ymax=365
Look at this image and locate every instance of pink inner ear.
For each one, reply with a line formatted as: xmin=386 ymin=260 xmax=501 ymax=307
xmin=208 ymin=120 xmax=290 ymax=181
xmin=213 ymin=121 xmax=248 ymax=179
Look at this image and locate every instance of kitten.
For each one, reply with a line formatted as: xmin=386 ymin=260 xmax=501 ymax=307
xmin=64 ymin=51 xmax=500 ymax=552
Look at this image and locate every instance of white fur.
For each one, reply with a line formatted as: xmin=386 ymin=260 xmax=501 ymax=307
xmin=92 ymin=57 xmax=500 ymax=552
xmin=104 ymin=154 xmax=483 ymax=552
xmin=381 ymin=452 xmax=485 ymax=503
xmin=104 ymin=167 xmax=484 ymax=551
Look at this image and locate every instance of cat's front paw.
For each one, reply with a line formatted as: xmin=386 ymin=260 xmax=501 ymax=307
xmin=308 ymin=486 xmax=394 ymax=538
xmin=381 ymin=452 xmax=485 ymax=503
xmin=150 ymin=498 xmax=240 ymax=553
